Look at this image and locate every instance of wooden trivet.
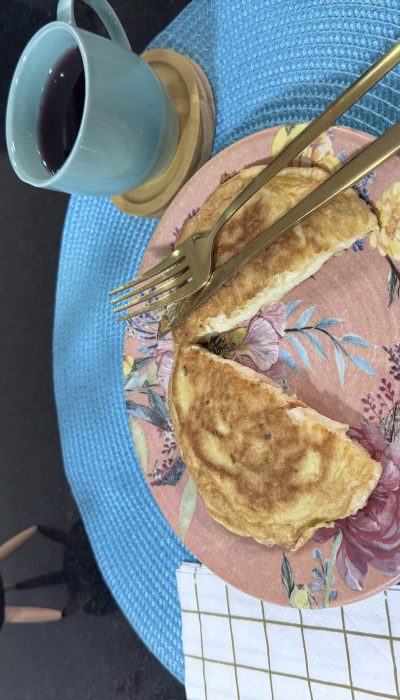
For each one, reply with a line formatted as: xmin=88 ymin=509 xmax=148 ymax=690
xmin=111 ymin=48 xmax=216 ymax=218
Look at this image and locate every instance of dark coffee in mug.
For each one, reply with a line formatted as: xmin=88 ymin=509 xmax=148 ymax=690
xmin=7 ymin=0 xmax=180 ymax=195
xmin=38 ymin=47 xmax=85 ymax=174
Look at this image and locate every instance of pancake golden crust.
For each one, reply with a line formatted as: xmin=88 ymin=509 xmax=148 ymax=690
xmin=169 ymin=166 xmax=379 ymax=343
xmin=169 ymin=345 xmax=382 ymax=550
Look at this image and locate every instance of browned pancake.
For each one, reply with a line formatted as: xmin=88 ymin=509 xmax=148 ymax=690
xmin=165 ymin=166 xmax=378 ymax=343
xmin=169 ymin=344 xmax=382 ymax=550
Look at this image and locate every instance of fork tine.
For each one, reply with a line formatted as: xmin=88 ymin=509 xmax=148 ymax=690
xmin=113 ymin=269 xmax=191 ymax=314
xmin=109 ymin=250 xmax=185 ymax=296
xmin=117 ymin=278 xmax=195 ymax=322
xmin=110 ymin=260 xmax=189 ymax=305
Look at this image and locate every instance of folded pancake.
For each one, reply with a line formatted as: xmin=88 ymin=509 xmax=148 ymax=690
xmin=164 ymin=166 xmax=379 ymax=343
xmin=169 ymin=344 xmax=382 ymax=550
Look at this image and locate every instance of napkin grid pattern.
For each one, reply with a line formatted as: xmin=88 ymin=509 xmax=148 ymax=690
xmin=178 ymin=564 xmax=400 ymax=700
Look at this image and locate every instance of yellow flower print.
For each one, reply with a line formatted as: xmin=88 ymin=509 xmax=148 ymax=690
xmin=123 ymin=353 xmax=134 ymax=376
xmin=371 ymin=181 xmax=400 ymax=260
xmin=272 ymin=123 xmax=341 ymax=173
xmin=289 ymin=584 xmax=312 ymax=609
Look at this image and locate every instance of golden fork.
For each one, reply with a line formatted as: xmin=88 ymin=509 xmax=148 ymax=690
xmin=110 ymin=41 xmax=400 ymax=321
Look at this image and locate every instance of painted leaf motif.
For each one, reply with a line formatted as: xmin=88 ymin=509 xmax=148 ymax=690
xmin=309 ymin=581 xmax=322 ymax=591
xmin=300 ymin=331 xmax=328 ymax=359
xmin=146 ymin=359 xmax=158 ymax=385
xmin=334 ymin=345 xmax=345 ymax=386
xmin=129 ymin=418 xmax=149 ymax=473
xmin=312 ymin=568 xmax=324 ymax=580
xmin=125 ymin=372 xmax=149 ymax=391
xmin=126 ymin=400 xmax=169 ymax=429
xmin=285 ymin=300 xmax=302 ymax=317
xmin=279 ymin=348 xmax=300 ymax=372
xmin=379 ymin=403 xmax=400 ymax=442
xmin=316 ymin=318 xmax=342 ymax=329
xmin=388 ymin=267 xmax=397 ymax=307
xmin=179 ymin=475 xmax=197 ymax=541
xmin=285 ymin=335 xmax=311 ymax=368
xmin=341 ymin=334 xmax=374 ymax=348
xmin=148 ymin=390 xmax=170 ymax=421
xmin=151 ymin=456 xmax=186 ymax=486
xmin=352 ymin=239 xmax=365 ymax=252
xmin=312 ymin=548 xmax=322 ymax=563
xmin=329 ymin=590 xmax=338 ymax=602
xmin=281 ymin=554 xmax=294 ymax=598
xmin=296 ymin=306 xmax=316 ymax=328
xmin=349 ymin=355 xmax=375 ymax=376
xmin=132 ymin=356 xmax=153 ymax=371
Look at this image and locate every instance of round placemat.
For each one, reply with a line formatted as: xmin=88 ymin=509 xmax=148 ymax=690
xmin=53 ymin=0 xmax=400 ymax=681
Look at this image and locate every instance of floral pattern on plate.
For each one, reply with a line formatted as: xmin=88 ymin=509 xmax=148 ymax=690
xmin=123 ymin=125 xmax=400 ymax=606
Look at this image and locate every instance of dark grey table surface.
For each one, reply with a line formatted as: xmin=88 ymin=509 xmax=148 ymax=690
xmin=0 ymin=2 xmax=190 ymax=698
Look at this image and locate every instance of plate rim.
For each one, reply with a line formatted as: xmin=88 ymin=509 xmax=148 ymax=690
xmin=125 ymin=123 xmax=400 ymax=607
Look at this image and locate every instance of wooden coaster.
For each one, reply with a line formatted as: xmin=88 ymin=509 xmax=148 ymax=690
xmin=111 ymin=48 xmax=216 ymax=218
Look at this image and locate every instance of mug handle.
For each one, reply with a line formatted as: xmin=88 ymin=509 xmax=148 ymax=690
xmin=57 ymin=0 xmax=131 ymax=51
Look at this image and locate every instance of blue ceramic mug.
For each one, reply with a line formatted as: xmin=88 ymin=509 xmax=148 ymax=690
xmin=6 ymin=0 xmax=180 ymax=196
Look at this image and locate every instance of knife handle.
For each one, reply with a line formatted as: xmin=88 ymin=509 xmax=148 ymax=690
xmin=226 ymin=122 xmax=400 ymax=274
xmin=210 ymin=41 xmax=400 ymax=241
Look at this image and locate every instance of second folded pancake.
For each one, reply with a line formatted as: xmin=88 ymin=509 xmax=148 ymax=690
xmin=169 ymin=344 xmax=382 ymax=550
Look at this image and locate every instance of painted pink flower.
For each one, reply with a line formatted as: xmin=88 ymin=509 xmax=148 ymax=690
xmin=257 ymin=303 xmax=287 ymax=336
xmin=233 ymin=316 xmax=280 ymax=372
xmin=224 ymin=303 xmax=287 ymax=380
xmin=155 ymin=336 xmax=174 ymax=401
xmin=314 ymin=424 xmax=400 ymax=590
xmin=154 ymin=303 xmax=288 ymax=398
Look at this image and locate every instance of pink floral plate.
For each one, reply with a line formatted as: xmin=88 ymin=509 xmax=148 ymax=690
xmin=123 ymin=124 xmax=400 ymax=609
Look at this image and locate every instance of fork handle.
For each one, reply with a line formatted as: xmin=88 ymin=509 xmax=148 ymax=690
xmin=208 ymin=41 xmax=400 ymax=244
xmin=224 ymin=122 xmax=400 ymax=275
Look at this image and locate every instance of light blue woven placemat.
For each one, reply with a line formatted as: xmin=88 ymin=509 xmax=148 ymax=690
xmin=53 ymin=0 xmax=400 ymax=681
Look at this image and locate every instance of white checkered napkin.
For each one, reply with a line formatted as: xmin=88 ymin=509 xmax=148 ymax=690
xmin=177 ymin=563 xmax=400 ymax=700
